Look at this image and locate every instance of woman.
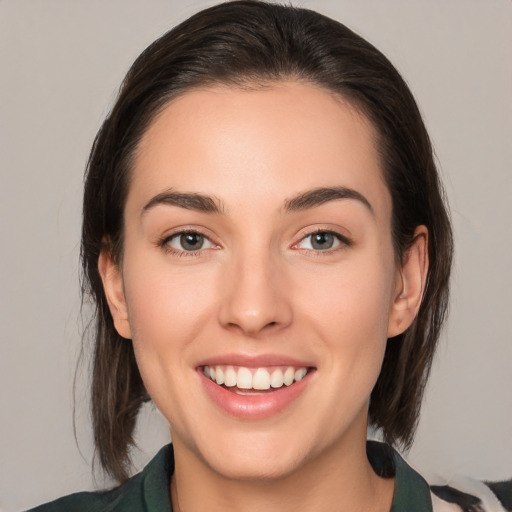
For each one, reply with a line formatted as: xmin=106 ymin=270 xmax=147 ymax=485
xmin=30 ymin=1 xmax=453 ymax=510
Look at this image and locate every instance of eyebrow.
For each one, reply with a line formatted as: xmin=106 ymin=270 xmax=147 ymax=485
xmin=141 ymin=186 xmax=373 ymax=217
xmin=284 ymin=186 xmax=374 ymax=215
xmin=142 ymin=190 xmax=224 ymax=215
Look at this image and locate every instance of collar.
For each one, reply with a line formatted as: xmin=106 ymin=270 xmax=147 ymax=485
xmin=139 ymin=442 xmax=432 ymax=511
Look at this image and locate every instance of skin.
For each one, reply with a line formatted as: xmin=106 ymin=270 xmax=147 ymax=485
xmin=100 ymin=81 xmax=428 ymax=512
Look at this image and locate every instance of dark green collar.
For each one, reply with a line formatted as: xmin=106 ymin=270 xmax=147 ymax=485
xmin=367 ymin=442 xmax=433 ymax=512
xmin=32 ymin=442 xmax=431 ymax=511
xmin=32 ymin=441 xmax=432 ymax=512
xmin=142 ymin=442 xmax=432 ymax=512
xmin=139 ymin=444 xmax=174 ymax=511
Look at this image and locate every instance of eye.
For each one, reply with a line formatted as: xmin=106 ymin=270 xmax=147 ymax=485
xmin=164 ymin=231 xmax=216 ymax=252
xmin=295 ymin=230 xmax=349 ymax=251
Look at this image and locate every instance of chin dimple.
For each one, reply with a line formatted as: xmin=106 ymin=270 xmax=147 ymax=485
xmin=203 ymin=365 xmax=309 ymax=391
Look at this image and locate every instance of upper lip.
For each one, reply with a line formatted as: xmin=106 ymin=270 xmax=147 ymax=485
xmin=197 ymin=353 xmax=315 ymax=369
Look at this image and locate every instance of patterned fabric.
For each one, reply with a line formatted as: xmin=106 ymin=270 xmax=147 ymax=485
xmin=431 ymin=477 xmax=512 ymax=512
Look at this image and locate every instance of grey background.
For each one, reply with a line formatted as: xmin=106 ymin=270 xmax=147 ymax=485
xmin=1 ymin=1 xmax=511 ymax=510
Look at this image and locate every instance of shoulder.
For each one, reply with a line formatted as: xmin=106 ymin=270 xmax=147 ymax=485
xmin=26 ymin=472 xmax=146 ymax=512
xmin=25 ymin=445 xmax=174 ymax=512
xmin=26 ymin=488 xmax=128 ymax=512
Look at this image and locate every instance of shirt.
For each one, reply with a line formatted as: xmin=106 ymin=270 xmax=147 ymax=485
xmin=28 ymin=441 xmax=433 ymax=511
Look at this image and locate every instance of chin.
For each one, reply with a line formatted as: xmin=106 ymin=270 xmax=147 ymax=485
xmin=189 ymin=428 xmax=314 ymax=482
xmin=208 ymin=449 xmax=308 ymax=482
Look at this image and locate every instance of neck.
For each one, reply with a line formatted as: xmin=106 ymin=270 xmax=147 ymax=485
xmin=170 ymin=434 xmax=394 ymax=512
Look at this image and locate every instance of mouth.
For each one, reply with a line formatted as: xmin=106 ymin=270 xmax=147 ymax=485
xmin=198 ymin=362 xmax=315 ymax=419
xmin=201 ymin=365 xmax=311 ymax=394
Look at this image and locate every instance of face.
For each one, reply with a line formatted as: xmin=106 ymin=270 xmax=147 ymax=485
xmin=101 ymin=81 xmax=425 ymax=482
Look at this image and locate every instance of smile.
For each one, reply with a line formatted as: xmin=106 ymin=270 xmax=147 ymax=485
xmin=202 ymin=365 xmax=309 ymax=392
xmin=198 ymin=360 xmax=314 ymax=419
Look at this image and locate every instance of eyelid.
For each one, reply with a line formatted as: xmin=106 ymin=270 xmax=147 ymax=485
xmin=167 ymin=232 xmax=216 ymax=250
xmin=291 ymin=228 xmax=352 ymax=251
xmin=158 ymin=226 xmax=221 ymax=256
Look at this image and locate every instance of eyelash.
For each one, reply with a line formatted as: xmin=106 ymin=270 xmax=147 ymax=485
xmin=158 ymin=228 xmax=351 ymax=258
xmin=293 ymin=229 xmax=352 ymax=253
xmin=158 ymin=230 xmax=217 ymax=258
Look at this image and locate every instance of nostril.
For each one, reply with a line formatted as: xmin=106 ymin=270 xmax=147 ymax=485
xmin=218 ymin=287 xmax=293 ymax=335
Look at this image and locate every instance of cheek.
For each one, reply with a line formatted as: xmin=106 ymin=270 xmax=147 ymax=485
xmin=121 ymin=267 xmax=221 ymax=433
xmin=120 ymin=252 xmax=220 ymax=392
xmin=123 ymin=253 xmax=217 ymax=340
xmin=303 ymin=258 xmax=394 ymax=326
xmin=296 ymin=253 xmax=396 ymax=371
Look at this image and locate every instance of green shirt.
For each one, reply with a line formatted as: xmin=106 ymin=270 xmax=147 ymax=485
xmin=28 ymin=442 xmax=432 ymax=511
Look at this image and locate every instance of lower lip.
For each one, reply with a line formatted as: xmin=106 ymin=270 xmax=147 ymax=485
xmin=199 ymin=370 xmax=312 ymax=420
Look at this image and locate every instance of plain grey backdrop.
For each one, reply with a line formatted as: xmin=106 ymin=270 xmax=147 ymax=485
xmin=1 ymin=1 xmax=511 ymax=510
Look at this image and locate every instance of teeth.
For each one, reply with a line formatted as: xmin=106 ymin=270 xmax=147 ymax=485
xmin=270 ymin=369 xmax=284 ymax=388
xmin=224 ymin=367 xmax=237 ymax=387
xmin=253 ymin=368 xmax=271 ymax=390
xmin=295 ymin=368 xmax=307 ymax=381
xmin=215 ymin=367 xmax=224 ymax=385
xmin=237 ymin=367 xmax=253 ymax=389
xmin=283 ymin=367 xmax=295 ymax=386
xmin=203 ymin=365 xmax=309 ymax=390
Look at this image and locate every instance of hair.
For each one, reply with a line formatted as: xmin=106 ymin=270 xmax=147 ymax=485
xmin=81 ymin=0 xmax=453 ymax=483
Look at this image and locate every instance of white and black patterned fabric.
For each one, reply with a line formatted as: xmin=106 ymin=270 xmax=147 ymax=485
xmin=431 ymin=477 xmax=511 ymax=512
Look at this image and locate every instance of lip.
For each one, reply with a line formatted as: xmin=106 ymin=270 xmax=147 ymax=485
xmin=197 ymin=353 xmax=314 ymax=368
xmin=197 ymin=354 xmax=315 ymax=420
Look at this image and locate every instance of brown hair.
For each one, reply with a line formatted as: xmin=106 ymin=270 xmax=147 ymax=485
xmin=81 ymin=0 xmax=453 ymax=482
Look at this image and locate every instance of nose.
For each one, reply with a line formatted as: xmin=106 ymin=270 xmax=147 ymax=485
xmin=218 ymin=248 xmax=293 ymax=337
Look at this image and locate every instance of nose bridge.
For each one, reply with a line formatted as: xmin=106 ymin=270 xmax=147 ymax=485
xmin=218 ymin=242 xmax=292 ymax=335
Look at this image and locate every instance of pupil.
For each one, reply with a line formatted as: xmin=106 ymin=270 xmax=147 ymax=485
xmin=181 ymin=233 xmax=203 ymax=251
xmin=312 ymin=232 xmax=333 ymax=250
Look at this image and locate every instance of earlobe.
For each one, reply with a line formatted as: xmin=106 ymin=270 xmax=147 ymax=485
xmin=98 ymin=249 xmax=132 ymax=339
xmin=387 ymin=226 xmax=429 ymax=338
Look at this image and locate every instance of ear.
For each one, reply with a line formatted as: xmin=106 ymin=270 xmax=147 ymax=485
xmin=98 ymin=248 xmax=132 ymax=339
xmin=387 ymin=226 xmax=429 ymax=338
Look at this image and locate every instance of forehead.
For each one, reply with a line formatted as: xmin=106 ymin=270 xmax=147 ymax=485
xmin=129 ymin=81 xmax=390 ymax=218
